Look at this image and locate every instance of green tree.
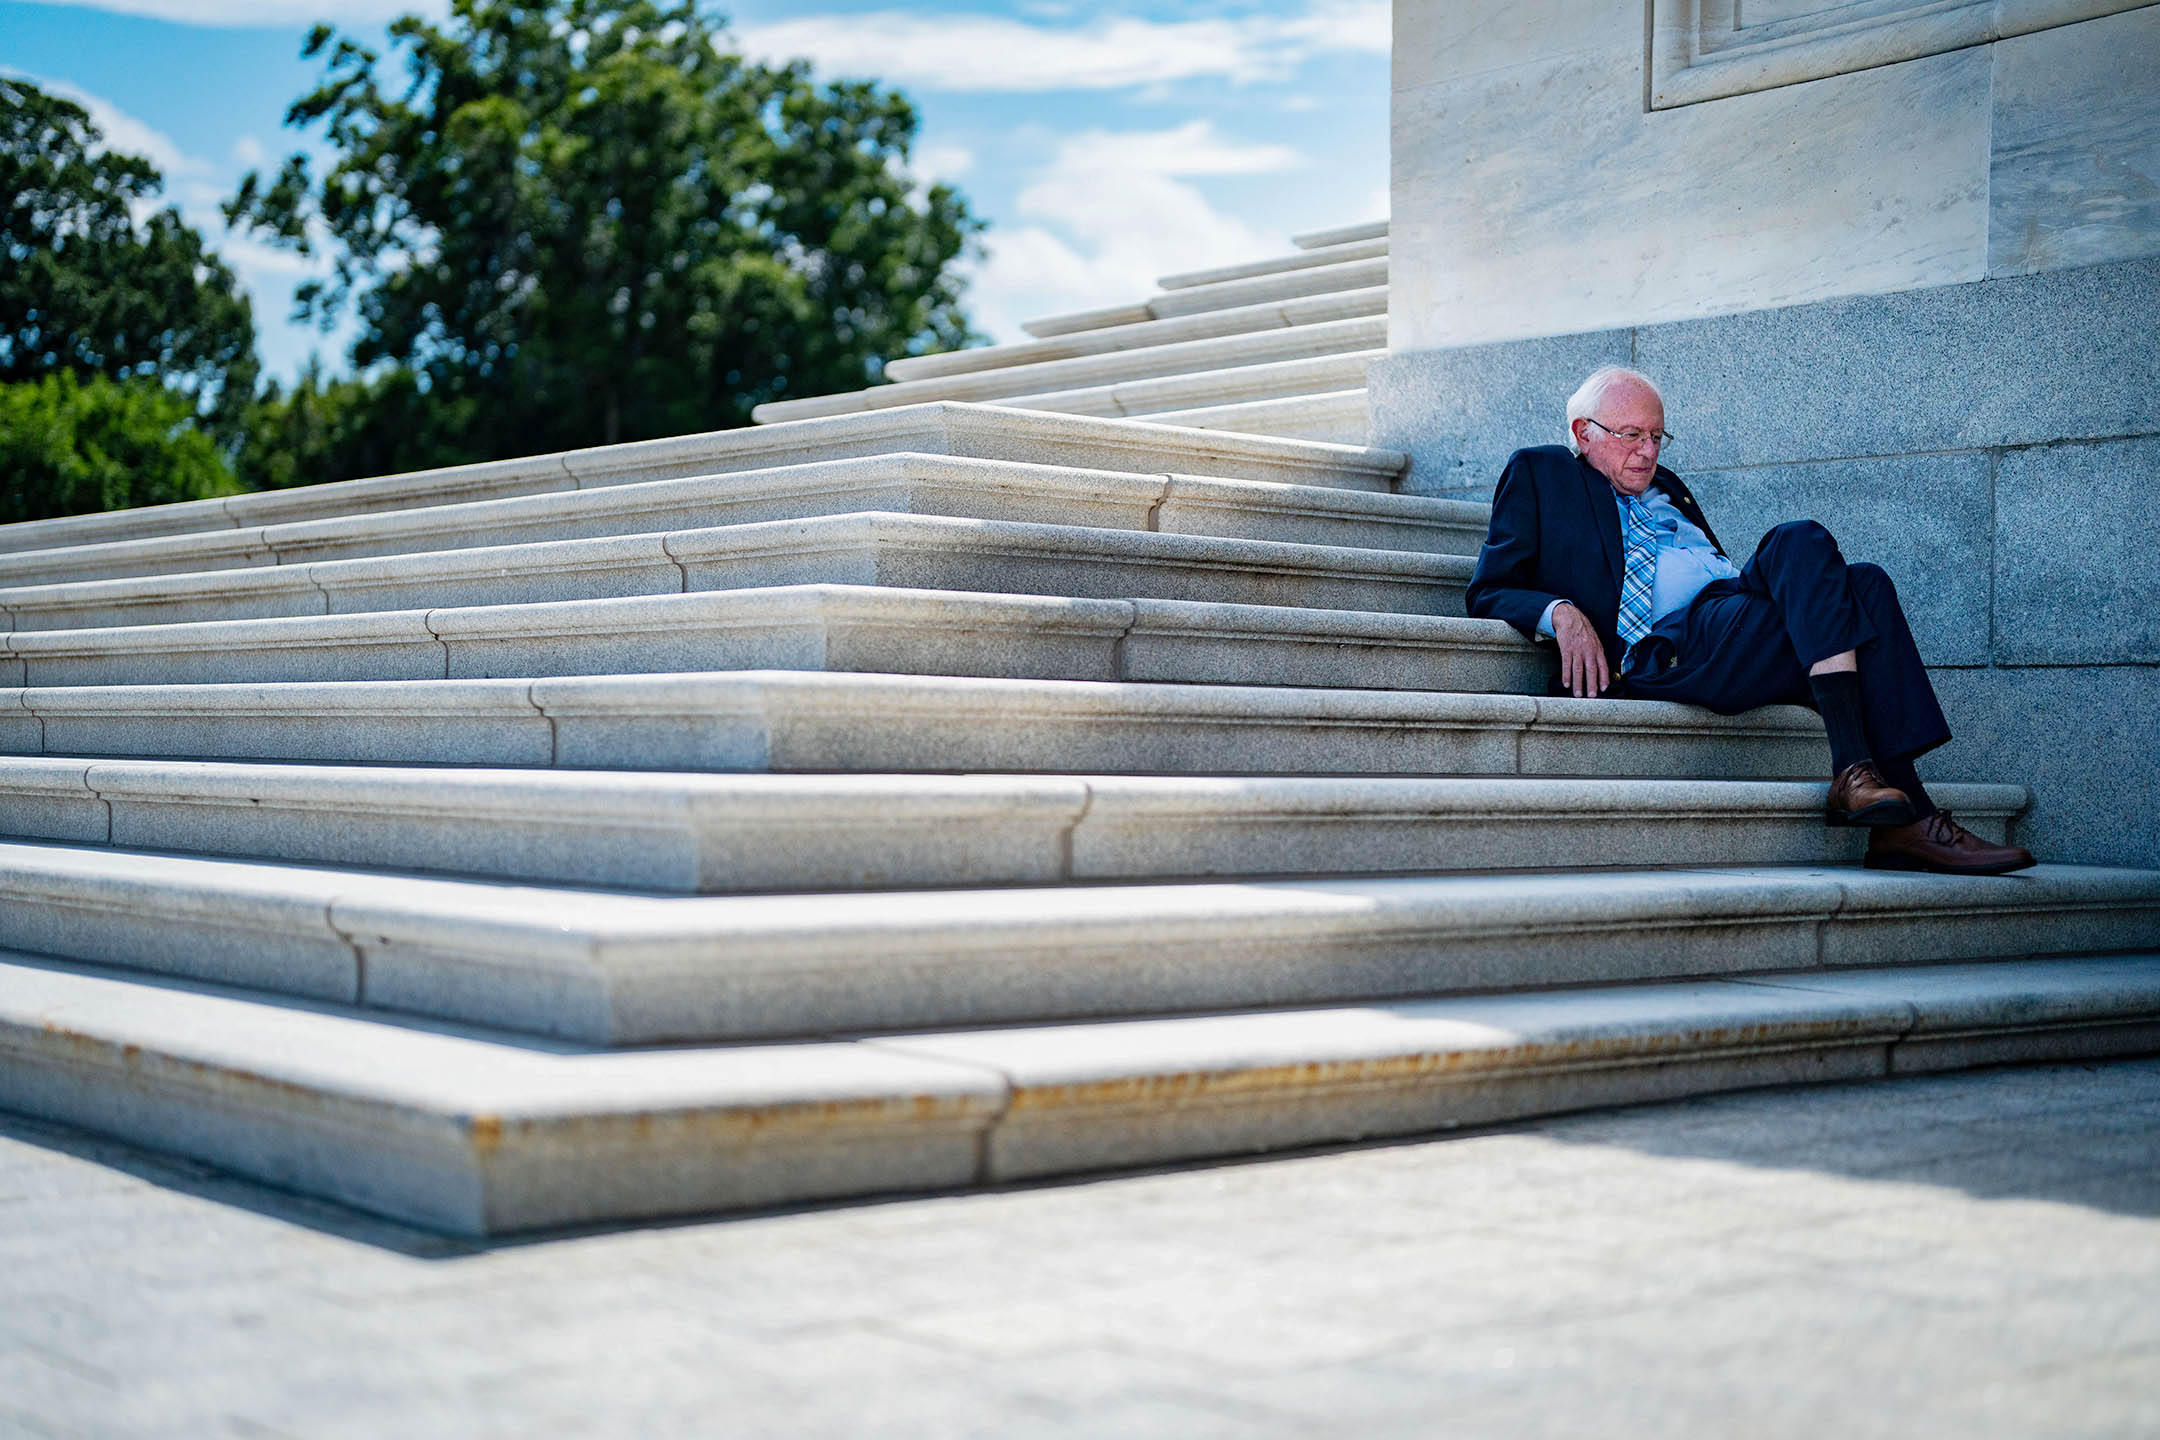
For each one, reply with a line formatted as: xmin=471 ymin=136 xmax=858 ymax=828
xmin=236 ymin=362 xmax=480 ymax=490
xmin=229 ymin=0 xmax=981 ymax=467
xmin=0 ymin=371 xmax=242 ymax=524
xmin=0 ymin=78 xmax=258 ymax=427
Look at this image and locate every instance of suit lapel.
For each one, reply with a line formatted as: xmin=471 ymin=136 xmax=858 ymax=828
xmin=1580 ymin=456 xmax=1623 ymax=596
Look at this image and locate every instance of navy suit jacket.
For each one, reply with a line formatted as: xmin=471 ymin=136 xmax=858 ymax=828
xmin=1463 ymin=445 xmax=1728 ymax=674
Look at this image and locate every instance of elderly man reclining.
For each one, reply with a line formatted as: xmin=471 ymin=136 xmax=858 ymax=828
xmin=1464 ymin=365 xmax=2033 ymax=876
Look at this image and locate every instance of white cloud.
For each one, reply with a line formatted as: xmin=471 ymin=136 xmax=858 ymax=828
xmin=962 ymin=121 xmax=1300 ymax=344
xmin=910 ymin=142 xmax=976 ymax=184
xmin=220 ymin=233 xmax=321 ymax=280
xmin=1272 ymin=0 xmax=1392 ymax=53
xmin=735 ymin=0 xmax=1390 ymax=93
xmin=8 ymin=0 xmax=443 ymax=26
xmin=16 ymin=71 xmax=207 ymax=183
xmin=1051 ymin=121 xmax=1299 ymax=179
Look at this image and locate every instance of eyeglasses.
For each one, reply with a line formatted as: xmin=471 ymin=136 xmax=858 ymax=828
xmin=1583 ymin=418 xmax=1675 ymax=450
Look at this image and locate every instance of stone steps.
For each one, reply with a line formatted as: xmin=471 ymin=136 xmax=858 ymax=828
xmin=1021 ymin=257 xmax=1389 ymax=339
xmin=9 ymin=759 xmax=2001 ymax=895
xmin=1157 ymin=233 xmax=1389 ymax=291
xmin=5 ymin=842 xmax=2155 ymax=1044
xmin=749 ymin=232 xmax=1393 ymax=445
xmin=0 ymin=454 xmax=1482 ymax=588
xmin=752 ymin=316 xmax=1384 ymax=424
xmin=0 ymin=514 xmax=1474 ymax=633
xmin=0 ymin=404 xmax=1406 ymax=557
xmin=1 ymin=673 xmax=1828 ymax=776
xmin=992 ymin=351 xmax=1377 ymax=422
xmin=0 ymin=589 xmax=1540 ymax=691
xmin=1293 ymin=218 xmax=1389 ymax=249
xmin=5 ymin=224 xmax=2157 ymax=1238
xmin=882 ymin=287 xmax=1387 ymax=384
xmin=1147 ymin=389 xmax=1374 ymax=445
xmin=9 ymin=948 xmax=2152 ymax=1235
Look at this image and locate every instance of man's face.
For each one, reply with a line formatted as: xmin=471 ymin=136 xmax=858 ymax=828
xmin=1572 ymin=382 xmax=1666 ymax=496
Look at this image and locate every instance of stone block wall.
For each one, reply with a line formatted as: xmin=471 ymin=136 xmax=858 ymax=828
xmin=1369 ymin=257 xmax=2160 ymax=867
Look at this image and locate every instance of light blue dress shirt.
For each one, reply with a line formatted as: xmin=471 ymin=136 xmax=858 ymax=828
xmin=1537 ymin=486 xmax=1739 ymax=639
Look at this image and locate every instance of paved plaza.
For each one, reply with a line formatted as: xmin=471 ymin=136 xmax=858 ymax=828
xmin=4 ymin=1058 xmax=2158 ymax=1439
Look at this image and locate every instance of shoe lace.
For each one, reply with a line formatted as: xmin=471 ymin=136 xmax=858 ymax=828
xmin=1925 ymin=810 xmax=1966 ymax=844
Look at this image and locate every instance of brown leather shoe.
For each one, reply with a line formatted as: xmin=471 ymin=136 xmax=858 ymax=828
xmin=1866 ymin=810 xmax=2036 ymax=876
xmin=1824 ymin=761 xmax=1914 ymax=827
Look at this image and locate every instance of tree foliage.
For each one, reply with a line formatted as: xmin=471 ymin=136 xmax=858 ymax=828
xmin=229 ymin=0 xmax=981 ymax=465
xmin=235 ymin=363 xmax=479 ymax=490
xmin=0 ymin=371 xmax=242 ymax=524
xmin=0 ymin=78 xmax=258 ymax=425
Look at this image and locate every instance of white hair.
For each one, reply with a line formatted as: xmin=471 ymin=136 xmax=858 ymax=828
xmin=1564 ymin=366 xmax=1663 ymax=452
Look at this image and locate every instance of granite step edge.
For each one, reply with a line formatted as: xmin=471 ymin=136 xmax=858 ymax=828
xmin=1156 ymin=234 xmax=1389 ymax=291
xmin=988 ymin=351 xmax=1379 ymax=421
xmin=1 ymin=844 xmax=2155 ymax=1044
xmin=0 ymin=586 xmax=1541 ymax=692
xmin=0 ymin=761 xmax=2010 ymax=896
xmin=1 ymin=948 xmax=2152 ymax=1235
xmin=0 ymin=402 xmax=1409 ymax=558
xmin=0 ymin=451 xmax=1486 ymax=589
xmin=0 ymin=512 xmax=1475 ymax=634
xmin=1022 ymin=257 xmax=1391 ymax=338
xmin=752 ymin=315 xmax=1386 ymax=424
xmin=883 ymin=286 xmax=1389 ymax=383
xmin=2 ymin=671 xmax=1814 ymax=776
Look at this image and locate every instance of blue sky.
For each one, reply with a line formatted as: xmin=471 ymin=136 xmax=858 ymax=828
xmin=0 ymin=0 xmax=1391 ymax=384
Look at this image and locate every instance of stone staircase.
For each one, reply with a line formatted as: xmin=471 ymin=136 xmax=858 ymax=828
xmin=4 ymin=232 xmax=2160 ymax=1237
xmin=750 ymin=220 xmax=1389 ymax=443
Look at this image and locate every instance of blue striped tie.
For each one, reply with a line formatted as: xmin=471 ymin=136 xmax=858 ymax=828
xmin=1614 ymin=492 xmax=1658 ymax=654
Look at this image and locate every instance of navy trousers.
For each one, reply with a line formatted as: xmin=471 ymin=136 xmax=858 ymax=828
xmin=1624 ymin=521 xmax=1952 ymax=763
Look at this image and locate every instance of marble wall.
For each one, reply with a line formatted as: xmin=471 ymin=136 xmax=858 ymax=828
xmin=1649 ymin=0 xmax=2155 ymax=109
xmin=1990 ymin=10 xmax=2160 ymax=274
xmin=1390 ymin=1 xmax=2160 ymax=353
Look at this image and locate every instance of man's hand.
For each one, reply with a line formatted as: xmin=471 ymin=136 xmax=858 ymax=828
xmin=1550 ymin=602 xmax=1613 ymax=698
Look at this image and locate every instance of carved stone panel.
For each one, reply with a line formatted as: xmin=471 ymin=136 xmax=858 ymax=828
xmin=1650 ymin=0 xmax=2158 ymax=107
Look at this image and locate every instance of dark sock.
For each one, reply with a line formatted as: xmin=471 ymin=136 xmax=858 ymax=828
xmin=1808 ymin=671 xmax=1871 ymax=775
xmin=1875 ymin=753 xmax=1938 ymax=820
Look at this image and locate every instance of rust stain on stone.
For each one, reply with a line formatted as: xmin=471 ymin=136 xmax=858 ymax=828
xmin=467 ymin=1114 xmax=503 ymax=1155
xmin=1000 ymin=1025 xmax=1872 ymax=1113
